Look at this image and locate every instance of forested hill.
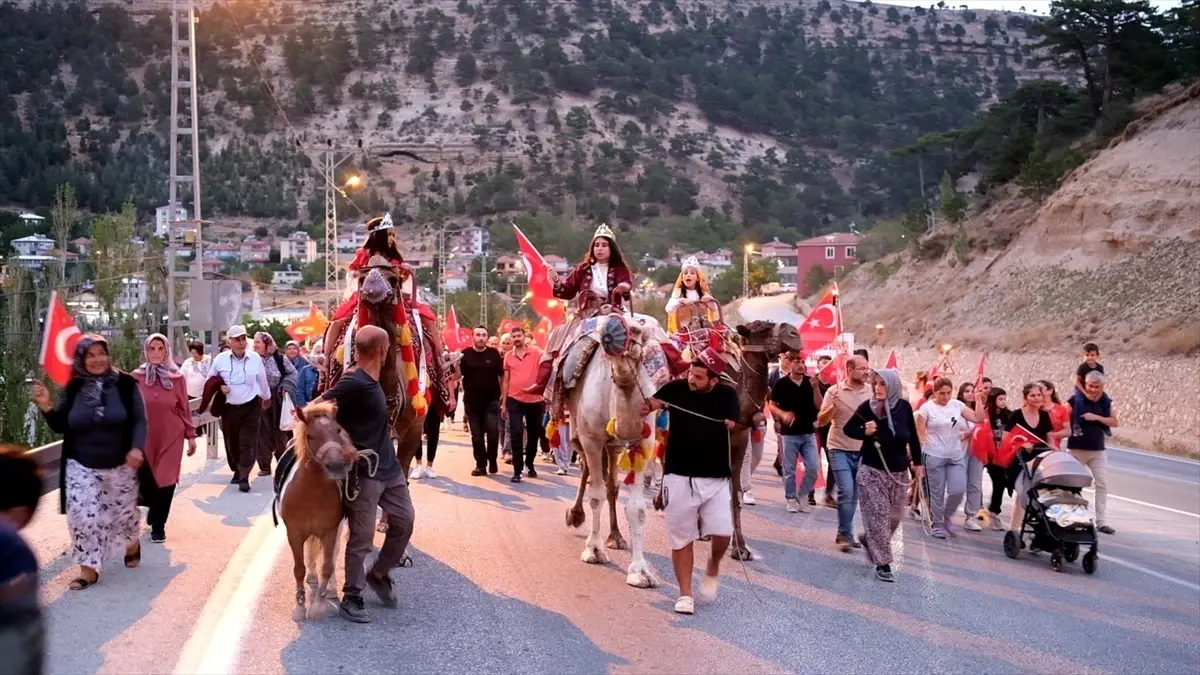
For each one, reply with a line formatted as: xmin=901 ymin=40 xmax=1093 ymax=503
xmin=0 ymin=0 xmax=1187 ymax=256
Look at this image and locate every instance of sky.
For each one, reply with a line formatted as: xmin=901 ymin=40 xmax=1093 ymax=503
xmin=953 ymin=0 xmax=1183 ymax=14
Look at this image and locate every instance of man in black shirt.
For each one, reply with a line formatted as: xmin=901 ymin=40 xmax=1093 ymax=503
xmin=321 ymin=325 xmax=414 ymax=624
xmin=644 ymin=348 xmax=740 ymax=616
xmin=459 ymin=326 xmax=504 ymax=476
xmin=768 ymin=350 xmax=823 ymax=514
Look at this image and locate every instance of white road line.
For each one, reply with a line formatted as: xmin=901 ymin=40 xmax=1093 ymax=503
xmin=1109 ymin=465 xmax=1200 ymax=485
xmin=1109 ymin=445 xmax=1200 ymax=466
xmin=173 ymin=510 xmax=286 ymax=675
xmin=1082 ymin=489 xmax=1200 ymax=519
xmin=1100 ymin=553 xmax=1200 ymax=592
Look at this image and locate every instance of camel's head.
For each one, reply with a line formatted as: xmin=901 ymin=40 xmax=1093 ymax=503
xmin=737 ymin=320 xmax=800 ymax=358
xmin=359 ymin=255 xmax=401 ymax=308
xmin=294 ymin=401 xmax=359 ymax=481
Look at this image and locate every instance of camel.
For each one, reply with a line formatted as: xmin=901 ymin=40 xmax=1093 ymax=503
xmin=724 ymin=320 xmax=801 ymax=560
xmin=562 ymin=313 xmax=662 ymax=588
xmin=278 ymin=401 xmax=359 ymax=621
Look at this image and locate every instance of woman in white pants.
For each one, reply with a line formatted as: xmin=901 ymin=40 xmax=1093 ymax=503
xmin=916 ymin=377 xmax=984 ymax=539
xmin=957 ymin=382 xmax=985 ymax=531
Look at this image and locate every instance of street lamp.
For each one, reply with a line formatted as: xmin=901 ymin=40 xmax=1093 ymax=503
xmin=743 ymin=244 xmax=757 ymax=299
xmin=343 ymin=175 xmax=362 ymax=190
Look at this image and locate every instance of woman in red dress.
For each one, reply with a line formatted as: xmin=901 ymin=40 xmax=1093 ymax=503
xmin=131 ymin=333 xmax=196 ymax=543
xmin=332 ymin=214 xmax=448 ymax=410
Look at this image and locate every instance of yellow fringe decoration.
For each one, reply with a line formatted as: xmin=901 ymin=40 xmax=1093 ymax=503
xmin=605 ymin=417 xmax=617 ymax=438
xmin=398 ymin=324 xmax=413 ymax=347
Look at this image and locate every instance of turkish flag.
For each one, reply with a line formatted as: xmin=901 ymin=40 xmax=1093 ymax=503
xmin=286 ymin=303 xmax=330 ymax=342
xmin=800 ymin=285 xmax=840 ymax=354
xmin=971 ymin=419 xmax=996 ymax=462
xmin=39 ymin=291 xmax=82 ymax=386
xmin=514 ymin=224 xmax=554 ymax=299
xmin=442 ymin=306 xmax=472 ymax=351
xmin=885 ymin=349 xmax=898 ymax=370
xmin=974 ymin=352 xmax=989 ymax=390
xmin=818 ymin=351 xmax=846 ymax=386
xmin=498 ymin=317 xmax=526 ymax=337
xmin=531 ymin=315 xmax=553 ymax=347
xmin=995 ymin=424 xmax=1044 ymax=468
xmin=529 ymin=294 xmax=567 ymax=327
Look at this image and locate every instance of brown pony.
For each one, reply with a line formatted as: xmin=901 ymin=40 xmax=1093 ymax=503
xmin=280 ymin=401 xmax=358 ymax=621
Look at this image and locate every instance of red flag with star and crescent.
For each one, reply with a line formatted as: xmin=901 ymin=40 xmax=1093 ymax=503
xmin=442 ymin=306 xmax=472 ymax=351
xmin=995 ymin=424 xmax=1046 ymax=468
xmin=800 ymin=284 xmax=841 ymax=354
xmin=39 ymin=291 xmax=82 ymax=386
xmin=885 ymin=349 xmax=898 ymax=370
xmin=513 ymin=223 xmax=566 ymax=326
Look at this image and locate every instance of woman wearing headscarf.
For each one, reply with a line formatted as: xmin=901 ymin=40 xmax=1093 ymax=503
xmin=132 ymin=334 xmax=197 ymax=543
xmin=30 ymin=335 xmax=147 ymax=590
xmin=252 ymin=332 xmax=297 ymax=476
xmin=843 ymin=369 xmax=923 ymax=583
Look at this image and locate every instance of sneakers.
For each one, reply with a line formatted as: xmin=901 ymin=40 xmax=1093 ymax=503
xmin=797 ymin=501 xmax=814 ymax=514
xmin=875 ymin=565 xmax=895 ymax=583
xmin=488 ymin=461 xmax=499 ymax=474
xmin=555 ymin=468 xmax=568 ymax=476
xmin=510 ymin=474 xmax=522 ymax=483
xmin=807 ymin=492 xmax=817 ymax=507
xmin=742 ymin=490 xmax=757 ymax=506
xmin=409 ymin=465 xmax=425 ymax=480
xmin=423 ymin=465 xmax=438 ymax=479
xmin=943 ymin=522 xmax=957 ymax=538
xmin=823 ymin=494 xmax=838 ymax=509
xmin=786 ymin=499 xmax=801 ymax=513
xmin=835 ymin=534 xmax=861 ymax=552
xmin=150 ymin=530 xmax=166 ymax=544
xmin=470 ymin=467 xmax=486 ymax=477
xmin=526 ymin=468 xmax=538 ymax=479
xmin=238 ymin=479 xmax=251 ymax=493
xmin=963 ymin=516 xmax=982 ymax=532
xmin=365 ymin=572 xmax=397 ymax=608
xmin=674 ymin=595 xmax=695 ymax=615
xmin=989 ymin=514 xmax=1005 ymax=531
xmin=931 ymin=526 xmax=948 ymax=539
xmin=1098 ymin=525 xmax=1116 ymax=535
xmin=339 ymin=595 xmax=371 ymax=623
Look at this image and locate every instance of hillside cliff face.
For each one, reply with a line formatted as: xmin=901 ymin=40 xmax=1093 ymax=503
xmin=841 ymin=82 xmax=1200 ymax=356
xmin=1 ymin=0 xmax=1062 ymax=251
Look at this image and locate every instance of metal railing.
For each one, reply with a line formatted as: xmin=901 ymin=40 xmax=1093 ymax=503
xmin=25 ymin=397 xmax=220 ymax=496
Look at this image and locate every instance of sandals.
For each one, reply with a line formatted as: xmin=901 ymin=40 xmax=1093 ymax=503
xmin=125 ymin=542 xmax=141 ymax=568
xmin=69 ymin=572 xmax=99 ymax=590
xmin=698 ymin=574 xmax=720 ymax=602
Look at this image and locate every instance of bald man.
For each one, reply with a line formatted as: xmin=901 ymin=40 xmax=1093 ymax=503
xmin=816 ymin=355 xmax=873 ymax=552
xmin=321 ymin=325 xmax=414 ymax=623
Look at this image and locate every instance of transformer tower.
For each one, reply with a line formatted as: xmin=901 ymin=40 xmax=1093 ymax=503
xmin=165 ymin=0 xmax=203 ymax=352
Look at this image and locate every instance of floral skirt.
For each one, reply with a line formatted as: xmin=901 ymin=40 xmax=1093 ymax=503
xmin=65 ymin=460 xmax=140 ymax=570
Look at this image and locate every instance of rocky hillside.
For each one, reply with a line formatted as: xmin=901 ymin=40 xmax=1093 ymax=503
xmin=841 ymin=81 xmax=1200 ymax=357
xmin=1 ymin=0 xmax=1061 ymax=253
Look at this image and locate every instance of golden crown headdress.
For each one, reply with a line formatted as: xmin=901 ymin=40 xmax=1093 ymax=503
xmin=681 ymin=256 xmax=700 ymax=270
xmin=591 ymin=223 xmax=615 ymax=242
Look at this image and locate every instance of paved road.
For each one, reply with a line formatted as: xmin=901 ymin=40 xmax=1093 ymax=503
xmin=27 ymin=425 xmax=1200 ymax=674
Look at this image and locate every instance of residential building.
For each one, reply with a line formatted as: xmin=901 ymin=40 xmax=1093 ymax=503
xmin=239 ymin=239 xmax=271 ymax=265
xmin=544 ymin=254 xmax=571 ymax=274
xmin=72 ymin=237 xmax=92 ymax=256
xmin=117 ymin=276 xmax=149 ymax=310
xmin=11 ymin=234 xmax=55 ymax=257
xmin=337 ymin=223 xmax=367 ymax=252
xmin=18 ymin=213 xmax=45 ymax=227
xmin=279 ymin=232 xmax=318 ymax=264
xmin=154 ymin=205 xmax=189 ymax=238
xmin=451 ymin=226 xmax=489 ymax=256
xmin=442 ymin=271 xmax=468 ymax=291
xmin=272 ymin=268 xmax=303 ymax=291
xmin=204 ymin=242 xmax=240 ymax=261
xmin=494 ymin=255 xmax=522 ymax=277
xmin=11 ymin=255 xmax=57 ymax=270
xmin=759 ymin=239 xmax=799 ymax=287
xmin=408 ymin=254 xmax=434 ymax=269
xmin=795 ymin=232 xmax=861 ymax=292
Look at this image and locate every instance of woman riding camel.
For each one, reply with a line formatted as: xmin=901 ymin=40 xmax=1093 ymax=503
xmin=665 ymin=256 xmax=720 ymax=357
xmin=331 ymin=213 xmax=448 ymax=409
xmin=524 ymin=223 xmax=634 ymax=397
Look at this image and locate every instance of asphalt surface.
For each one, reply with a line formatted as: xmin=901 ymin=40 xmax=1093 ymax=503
xmin=27 ymin=425 xmax=1200 ymax=674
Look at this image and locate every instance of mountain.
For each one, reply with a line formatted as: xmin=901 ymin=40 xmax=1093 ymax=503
xmin=0 ymin=0 xmax=1067 ymax=257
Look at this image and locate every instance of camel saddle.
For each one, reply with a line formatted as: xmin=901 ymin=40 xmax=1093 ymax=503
xmin=271 ymin=441 xmax=299 ymax=527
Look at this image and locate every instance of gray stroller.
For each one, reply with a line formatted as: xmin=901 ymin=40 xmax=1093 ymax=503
xmin=1003 ymin=448 xmax=1099 ymax=574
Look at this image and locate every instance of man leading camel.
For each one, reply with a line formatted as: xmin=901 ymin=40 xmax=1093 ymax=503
xmin=321 ymin=325 xmax=414 ymax=624
xmin=643 ymin=348 xmax=740 ymax=615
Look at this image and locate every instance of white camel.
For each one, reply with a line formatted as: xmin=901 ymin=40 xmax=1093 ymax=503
xmin=563 ymin=314 xmax=662 ymax=589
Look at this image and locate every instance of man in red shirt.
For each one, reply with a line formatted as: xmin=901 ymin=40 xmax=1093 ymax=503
xmin=501 ymin=327 xmax=545 ymax=483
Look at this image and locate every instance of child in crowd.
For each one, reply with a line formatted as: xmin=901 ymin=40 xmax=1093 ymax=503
xmin=0 ymin=446 xmax=45 ymax=675
xmin=1075 ymin=342 xmax=1104 ymax=394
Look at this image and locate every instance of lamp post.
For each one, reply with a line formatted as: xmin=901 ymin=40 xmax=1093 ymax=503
xmin=743 ymin=243 xmax=757 ymax=299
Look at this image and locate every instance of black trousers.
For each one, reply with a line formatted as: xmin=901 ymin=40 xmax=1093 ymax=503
xmin=221 ymin=398 xmax=261 ymax=480
xmin=987 ymin=464 xmax=1014 ymax=514
xmin=145 ymin=484 xmax=177 ymax=533
xmin=506 ymin=398 xmax=545 ymax=475
xmin=416 ymin=409 xmax=442 ymax=464
xmin=465 ymin=400 xmax=500 ymax=470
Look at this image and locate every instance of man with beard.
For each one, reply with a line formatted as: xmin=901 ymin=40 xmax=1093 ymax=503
xmin=501 ymin=327 xmax=544 ymax=483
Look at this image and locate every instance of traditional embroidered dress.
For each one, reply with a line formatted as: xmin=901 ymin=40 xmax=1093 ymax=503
xmin=665 ymin=256 xmax=723 ymax=364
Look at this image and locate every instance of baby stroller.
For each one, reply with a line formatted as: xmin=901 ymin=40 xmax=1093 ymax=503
xmin=1003 ymin=447 xmax=1099 ymax=574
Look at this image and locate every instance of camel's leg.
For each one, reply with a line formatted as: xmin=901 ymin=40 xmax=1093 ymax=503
xmin=729 ymin=431 xmax=756 ymax=561
xmin=566 ymin=436 xmax=588 ymax=528
xmin=309 ymin=528 xmax=339 ymax=619
xmin=624 ymin=464 xmax=659 ymax=588
xmin=580 ymin=442 xmax=609 ymax=565
xmin=605 ymin=447 xmax=628 ymax=550
xmin=288 ymin=530 xmax=308 ymax=622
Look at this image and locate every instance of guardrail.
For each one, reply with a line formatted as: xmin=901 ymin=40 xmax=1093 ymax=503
xmin=25 ymin=397 xmax=220 ymax=496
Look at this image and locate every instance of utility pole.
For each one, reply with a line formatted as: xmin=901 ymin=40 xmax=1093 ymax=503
xmin=165 ymin=0 xmax=203 ymax=354
xmin=479 ymin=249 xmax=488 ymax=329
xmin=324 ymin=147 xmax=338 ymax=295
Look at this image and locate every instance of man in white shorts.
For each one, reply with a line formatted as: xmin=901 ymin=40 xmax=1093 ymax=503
xmin=644 ymin=347 xmax=740 ymax=615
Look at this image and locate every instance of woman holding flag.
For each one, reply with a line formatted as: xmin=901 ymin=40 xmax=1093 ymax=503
xmin=1003 ymin=383 xmax=1069 ymax=535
